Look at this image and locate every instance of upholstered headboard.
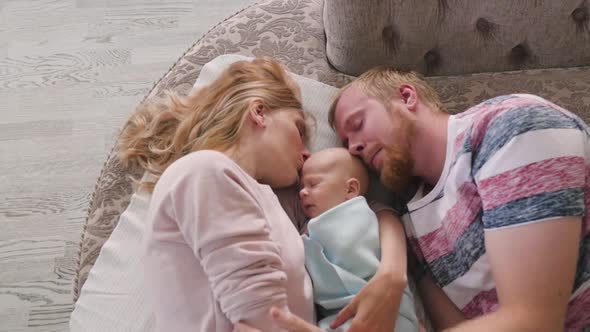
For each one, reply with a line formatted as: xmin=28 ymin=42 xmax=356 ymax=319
xmin=324 ymin=0 xmax=590 ymax=76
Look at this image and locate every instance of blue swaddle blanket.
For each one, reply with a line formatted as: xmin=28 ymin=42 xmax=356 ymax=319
xmin=302 ymin=196 xmax=419 ymax=332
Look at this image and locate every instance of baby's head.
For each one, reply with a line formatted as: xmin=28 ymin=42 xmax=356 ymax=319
xmin=299 ymin=147 xmax=369 ymax=218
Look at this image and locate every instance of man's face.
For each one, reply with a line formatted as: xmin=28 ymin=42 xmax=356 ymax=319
xmin=333 ymin=84 xmax=415 ymax=194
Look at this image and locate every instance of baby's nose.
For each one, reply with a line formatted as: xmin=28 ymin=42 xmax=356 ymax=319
xmin=299 ymin=188 xmax=307 ymax=198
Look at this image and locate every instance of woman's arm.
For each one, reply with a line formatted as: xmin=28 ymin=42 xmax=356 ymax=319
xmin=330 ymin=208 xmax=409 ymax=332
xmin=156 ymin=152 xmax=292 ymax=330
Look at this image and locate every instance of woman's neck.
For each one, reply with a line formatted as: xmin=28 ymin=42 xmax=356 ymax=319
xmin=223 ymin=143 xmax=260 ymax=182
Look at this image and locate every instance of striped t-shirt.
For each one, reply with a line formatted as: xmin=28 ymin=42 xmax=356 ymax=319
xmin=402 ymin=94 xmax=589 ymax=331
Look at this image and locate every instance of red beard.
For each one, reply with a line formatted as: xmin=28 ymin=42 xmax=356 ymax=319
xmin=381 ymin=144 xmax=414 ymax=195
xmin=380 ymin=111 xmax=416 ymax=195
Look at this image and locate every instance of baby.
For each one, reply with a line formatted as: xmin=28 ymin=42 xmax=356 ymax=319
xmin=299 ymin=148 xmax=418 ymax=332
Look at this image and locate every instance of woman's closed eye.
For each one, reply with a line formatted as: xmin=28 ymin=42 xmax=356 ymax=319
xmin=296 ymin=121 xmax=307 ymax=140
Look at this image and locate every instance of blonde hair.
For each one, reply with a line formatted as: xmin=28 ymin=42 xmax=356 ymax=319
xmin=328 ymin=67 xmax=445 ymax=128
xmin=117 ymin=57 xmax=304 ymax=191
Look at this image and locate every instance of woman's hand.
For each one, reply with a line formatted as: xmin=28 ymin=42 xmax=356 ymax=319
xmin=234 ymin=271 xmax=406 ymax=332
xmin=233 ymin=307 xmax=323 ymax=332
xmin=330 ymin=269 xmax=407 ymax=332
xmin=270 ymin=307 xmax=324 ymax=332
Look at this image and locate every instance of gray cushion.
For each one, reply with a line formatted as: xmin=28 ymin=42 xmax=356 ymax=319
xmin=324 ymin=0 xmax=590 ymax=76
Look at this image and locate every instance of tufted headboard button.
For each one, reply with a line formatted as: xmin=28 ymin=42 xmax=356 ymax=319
xmin=572 ymin=6 xmax=588 ymax=23
xmin=424 ymin=49 xmax=441 ymax=75
xmin=476 ymin=17 xmax=498 ymax=40
xmin=510 ymin=43 xmax=532 ymax=66
xmin=572 ymin=5 xmax=589 ymax=34
xmin=382 ymin=25 xmax=400 ymax=54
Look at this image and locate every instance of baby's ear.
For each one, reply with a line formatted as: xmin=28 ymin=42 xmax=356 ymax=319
xmin=346 ymin=178 xmax=360 ymax=199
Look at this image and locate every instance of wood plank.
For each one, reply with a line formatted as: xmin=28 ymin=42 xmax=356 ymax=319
xmin=0 ymin=49 xmax=132 ymax=90
xmin=0 ymin=279 xmax=72 ymax=306
xmin=0 ymin=0 xmax=258 ymax=330
xmin=0 ymin=294 xmax=28 ymax=332
xmin=27 ymin=303 xmax=73 ymax=331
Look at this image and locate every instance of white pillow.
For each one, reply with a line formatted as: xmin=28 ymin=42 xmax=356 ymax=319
xmin=193 ymin=54 xmax=342 ymax=152
xmin=70 ymin=55 xmax=343 ymax=332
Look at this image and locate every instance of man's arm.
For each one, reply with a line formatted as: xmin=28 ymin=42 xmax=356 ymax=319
xmin=330 ymin=208 xmax=409 ymax=331
xmin=375 ymin=208 xmax=409 ymax=281
xmin=445 ymin=216 xmax=581 ymax=332
xmin=415 ymin=272 xmax=466 ymax=330
xmin=449 ymin=97 xmax=586 ymax=330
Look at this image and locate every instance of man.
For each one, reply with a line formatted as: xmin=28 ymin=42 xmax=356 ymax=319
xmin=327 ymin=67 xmax=590 ymax=331
xmin=253 ymin=68 xmax=589 ymax=331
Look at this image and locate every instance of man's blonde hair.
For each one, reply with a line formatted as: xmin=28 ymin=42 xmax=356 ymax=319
xmin=117 ymin=57 xmax=307 ymax=191
xmin=328 ymin=67 xmax=445 ymax=128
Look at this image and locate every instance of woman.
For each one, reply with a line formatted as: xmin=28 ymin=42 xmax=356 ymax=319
xmin=117 ymin=57 xmax=407 ymax=331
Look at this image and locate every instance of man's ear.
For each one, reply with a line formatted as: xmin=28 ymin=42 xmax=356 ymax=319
xmin=248 ymin=100 xmax=266 ymax=128
xmin=399 ymin=84 xmax=418 ymax=111
xmin=346 ymin=178 xmax=361 ymax=199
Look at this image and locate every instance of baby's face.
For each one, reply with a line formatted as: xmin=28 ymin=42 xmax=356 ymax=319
xmin=299 ymin=156 xmax=350 ymax=218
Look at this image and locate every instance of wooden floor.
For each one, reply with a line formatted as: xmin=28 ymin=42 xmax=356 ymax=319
xmin=0 ymin=0 xmax=255 ymax=330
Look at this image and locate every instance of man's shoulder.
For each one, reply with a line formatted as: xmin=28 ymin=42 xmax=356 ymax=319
xmin=465 ymin=94 xmax=589 ymax=175
xmin=478 ymin=93 xmax=545 ymax=107
xmin=457 ymin=93 xmax=553 ymax=117
xmin=463 ymin=94 xmax=583 ymax=149
xmin=462 ymin=93 xmax=549 ymax=116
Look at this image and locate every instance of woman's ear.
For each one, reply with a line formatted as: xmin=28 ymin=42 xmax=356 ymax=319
xmin=346 ymin=178 xmax=361 ymax=199
xmin=248 ymin=101 xmax=266 ymax=128
xmin=399 ymin=84 xmax=418 ymax=112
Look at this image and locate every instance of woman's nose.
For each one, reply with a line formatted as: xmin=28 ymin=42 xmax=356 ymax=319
xmin=302 ymin=149 xmax=311 ymax=161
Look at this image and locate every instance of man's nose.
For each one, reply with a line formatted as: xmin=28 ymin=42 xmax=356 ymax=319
xmin=348 ymin=142 xmax=364 ymax=156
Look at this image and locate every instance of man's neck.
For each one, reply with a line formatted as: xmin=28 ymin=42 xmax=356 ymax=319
xmin=411 ymin=111 xmax=450 ymax=187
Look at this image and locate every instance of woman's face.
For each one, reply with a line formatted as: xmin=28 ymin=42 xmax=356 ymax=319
xmin=262 ymin=108 xmax=310 ymax=188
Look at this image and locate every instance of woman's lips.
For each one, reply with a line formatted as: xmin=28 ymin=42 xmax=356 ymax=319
xmin=297 ymin=158 xmax=304 ymax=170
